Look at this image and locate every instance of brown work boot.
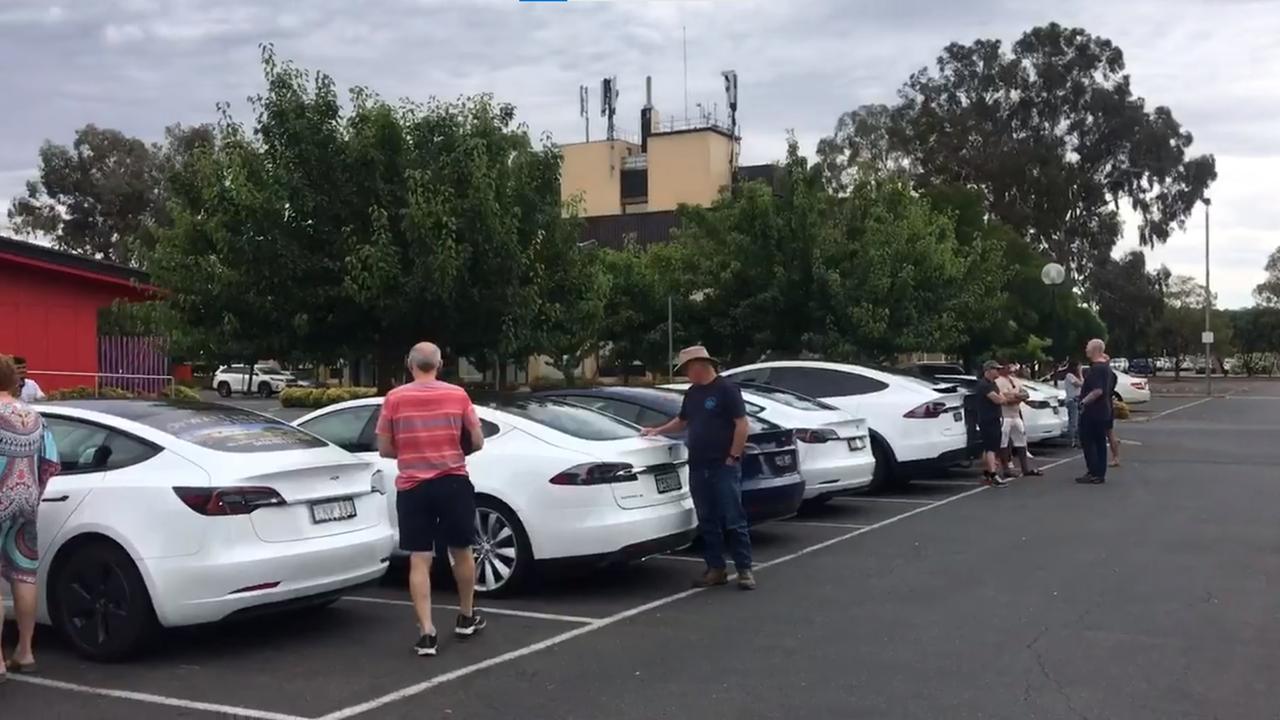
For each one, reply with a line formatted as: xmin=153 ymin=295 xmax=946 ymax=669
xmin=691 ymin=568 xmax=729 ymax=588
xmin=737 ymin=569 xmax=757 ymax=591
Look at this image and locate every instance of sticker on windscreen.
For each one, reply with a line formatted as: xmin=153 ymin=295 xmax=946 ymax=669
xmin=163 ymin=411 xmax=327 ymax=452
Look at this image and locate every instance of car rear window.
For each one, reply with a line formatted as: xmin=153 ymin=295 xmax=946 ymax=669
xmin=738 ymin=383 xmax=839 ymax=411
xmin=149 ymin=406 xmax=327 ymax=452
xmin=496 ymin=399 xmax=639 ymax=441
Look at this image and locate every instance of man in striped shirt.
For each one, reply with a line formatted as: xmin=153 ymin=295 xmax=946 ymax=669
xmin=377 ymin=342 xmax=487 ymax=656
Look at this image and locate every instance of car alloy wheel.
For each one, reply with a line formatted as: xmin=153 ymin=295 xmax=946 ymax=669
xmin=258 ymin=382 xmax=273 ymax=398
xmin=216 ymin=381 xmax=232 ymax=398
xmin=473 ymin=506 xmax=520 ymax=592
xmin=53 ymin=542 xmax=157 ymax=661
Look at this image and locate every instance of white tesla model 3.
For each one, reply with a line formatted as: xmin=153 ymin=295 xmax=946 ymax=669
xmin=294 ymin=395 xmax=696 ymax=596
xmin=1 ymin=399 xmax=394 ymax=661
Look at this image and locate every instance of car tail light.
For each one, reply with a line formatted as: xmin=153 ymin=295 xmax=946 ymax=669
xmin=1131 ymin=381 xmax=1147 ymax=391
xmin=173 ymin=486 xmax=287 ymax=516
xmin=794 ymin=428 xmax=839 ymax=443
xmin=903 ymin=401 xmax=949 ymax=419
xmin=549 ymin=462 xmax=636 ymax=486
xmin=1026 ymin=400 xmax=1051 ymax=410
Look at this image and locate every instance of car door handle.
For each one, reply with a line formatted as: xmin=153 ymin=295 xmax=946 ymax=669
xmin=42 ymin=495 xmax=71 ymax=503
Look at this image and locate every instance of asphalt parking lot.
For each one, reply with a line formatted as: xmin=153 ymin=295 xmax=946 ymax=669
xmin=6 ymin=389 xmax=1280 ymax=719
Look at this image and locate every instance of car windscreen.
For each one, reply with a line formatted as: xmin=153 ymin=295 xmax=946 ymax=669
xmin=496 ymin=399 xmax=639 ymax=441
xmin=144 ymin=405 xmax=327 ymax=452
xmin=737 ymin=382 xmax=839 ymax=411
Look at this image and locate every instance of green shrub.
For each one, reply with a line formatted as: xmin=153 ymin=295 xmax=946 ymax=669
xmin=167 ymin=385 xmax=201 ymax=401
xmin=44 ymin=385 xmax=199 ymax=401
xmin=280 ymin=387 xmax=376 ymax=408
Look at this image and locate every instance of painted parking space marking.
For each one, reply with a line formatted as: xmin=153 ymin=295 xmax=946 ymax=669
xmin=652 ymin=553 xmax=707 ymax=563
xmin=340 ymin=595 xmax=599 ymax=624
xmin=785 ymin=520 xmax=869 ymax=529
xmin=832 ymin=496 xmax=937 ymax=505
xmin=7 ymin=675 xmax=308 ymax=720
xmin=910 ymin=480 xmax=982 ymax=487
xmin=315 ymin=468 xmax=1048 ymax=720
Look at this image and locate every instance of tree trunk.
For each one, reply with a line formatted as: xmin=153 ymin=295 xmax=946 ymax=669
xmin=374 ymin=344 xmax=400 ymax=394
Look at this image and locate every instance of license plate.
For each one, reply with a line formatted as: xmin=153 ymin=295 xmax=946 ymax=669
xmin=654 ymin=471 xmax=682 ymax=494
xmin=952 ymin=411 xmax=963 ymax=422
xmin=310 ymin=498 xmax=357 ymax=524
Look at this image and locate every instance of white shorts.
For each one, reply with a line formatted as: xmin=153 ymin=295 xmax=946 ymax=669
xmin=1001 ymin=417 xmax=1027 ymax=448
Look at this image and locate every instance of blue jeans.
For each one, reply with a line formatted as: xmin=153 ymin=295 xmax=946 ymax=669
xmin=689 ymin=461 xmax=752 ymax=571
xmin=1079 ymin=415 xmax=1109 ymax=479
xmin=1067 ymin=400 xmax=1080 ymax=445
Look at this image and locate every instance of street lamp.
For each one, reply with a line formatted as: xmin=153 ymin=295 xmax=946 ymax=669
xmin=1203 ymin=197 xmax=1213 ymax=398
xmin=1041 ymin=261 xmax=1067 ymax=363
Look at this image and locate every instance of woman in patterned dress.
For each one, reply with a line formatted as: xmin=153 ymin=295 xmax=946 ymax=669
xmin=0 ymin=354 xmax=60 ymax=680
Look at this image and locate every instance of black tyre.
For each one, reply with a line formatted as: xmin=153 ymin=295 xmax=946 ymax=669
xmin=867 ymin=439 xmax=897 ymax=493
xmin=216 ymin=381 xmax=232 ymax=398
xmin=51 ymin=541 xmax=158 ymax=661
xmin=799 ymin=494 xmax=833 ymax=512
xmin=446 ymin=497 xmax=533 ymax=597
xmin=257 ymin=382 xmax=273 ymax=398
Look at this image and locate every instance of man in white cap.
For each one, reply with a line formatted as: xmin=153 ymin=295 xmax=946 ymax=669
xmin=642 ymin=345 xmax=754 ymax=590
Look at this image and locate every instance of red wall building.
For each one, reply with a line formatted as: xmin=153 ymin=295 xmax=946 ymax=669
xmin=0 ymin=236 xmax=156 ymax=391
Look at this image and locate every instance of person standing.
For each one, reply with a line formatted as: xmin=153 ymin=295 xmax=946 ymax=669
xmin=1077 ymin=339 xmax=1115 ymax=484
xmin=13 ymin=357 xmax=45 ymax=403
xmin=0 ymin=354 xmax=61 ymax=680
xmin=376 ymin=342 xmax=487 ymax=657
xmin=995 ymin=363 xmax=1041 ymax=478
xmin=643 ymin=346 xmax=754 ymax=590
xmin=1062 ymin=360 xmax=1084 ymax=448
xmin=975 ymin=361 xmax=1011 ymax=488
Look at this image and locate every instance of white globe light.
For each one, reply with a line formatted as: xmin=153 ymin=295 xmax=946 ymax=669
xmin=1041 ymin=262 xmax=1066 ymax=286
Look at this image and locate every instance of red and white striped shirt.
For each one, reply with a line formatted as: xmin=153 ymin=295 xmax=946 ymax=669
xmin=376 ymin=380 xmax=480 ymax=491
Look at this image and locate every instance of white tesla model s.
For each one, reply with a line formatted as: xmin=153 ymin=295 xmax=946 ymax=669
xmin=294 ymin=396 xmax=697 ymax=596
xmin=1 ymin=399 xmax=394 ymax=661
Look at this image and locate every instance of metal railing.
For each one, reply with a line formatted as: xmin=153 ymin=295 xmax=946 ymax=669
xmin=27 ymin=370 xmax=180 ymax=398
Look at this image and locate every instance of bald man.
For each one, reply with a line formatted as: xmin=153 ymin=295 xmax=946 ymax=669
xmin=376 ymin=342 xmax=487 ymax=656
xmin=1076 ymin=338 xmax=1115 ymax=484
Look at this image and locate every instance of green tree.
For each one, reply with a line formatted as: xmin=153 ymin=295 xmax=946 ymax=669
xmin=1253 ymin=247 xmax=1280 ymax=307
xmin=823 ymin=23 xmax=1216 ymax=280
xmin=8 ymin=123 xmax=213 ymax=266
xmin=1092 ymin=251 xmax=1169 ymax=357
xmin=152 ymin=47 xmax=579 ymax=390
xmin=538 ymin=238 xmax=611 ymax=386
xmin=596 ymin=242 xmax=685 ymax=379
xmin=814 ymin=103 xmax=913 ymax=194
xmin=1156 ymin=274 xmax=1212 ymax=378
xmin=1227 ymin=308 xmax=1280 ymax=376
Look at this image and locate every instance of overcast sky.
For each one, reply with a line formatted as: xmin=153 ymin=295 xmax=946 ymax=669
xmin=2 ymin=0 xmax=1276 ymax=307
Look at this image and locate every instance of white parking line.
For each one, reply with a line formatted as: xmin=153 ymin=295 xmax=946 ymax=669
xmin=7 ymin=675 xmax=307 ymax=720
xmin=786 ymin=521 xmax=869 ymax=529
xmin=832 ymin=496 xmax=937 ymax=505
xmin=1145 ymin=397 xmax=1213 ymax=421
xmin=910 ymin=480 xmax=982 ymax=487
xmin=316 ymin=481 xmax=1003 ymax=720
xmin=340 ymin=595 xmax=598 ymax=624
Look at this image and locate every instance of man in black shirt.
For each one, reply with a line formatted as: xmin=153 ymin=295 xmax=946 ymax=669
xmin=643 ymin=346 xmax=753 ymax=590
xmin=975 ymin=360 xmax=1012 ymax=488
xmin=1077 ymin=339 xmax=1115 ymax=484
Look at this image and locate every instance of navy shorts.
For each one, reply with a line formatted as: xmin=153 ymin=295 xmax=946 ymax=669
xmin=979 ymin=421 xmax=1003 ymax=453
xmin=396 ymin=474 xmax=476 ymax=553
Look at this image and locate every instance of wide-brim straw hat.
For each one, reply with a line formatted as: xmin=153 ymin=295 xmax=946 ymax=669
xmin=673 ymin=345 xmax=721 ymax=374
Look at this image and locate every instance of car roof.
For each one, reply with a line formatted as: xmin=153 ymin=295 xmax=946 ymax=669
xmin=40 ymin=398 xmax=232 ymax=419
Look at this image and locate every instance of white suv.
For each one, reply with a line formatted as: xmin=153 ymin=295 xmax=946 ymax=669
xmin=212 ymin=365 xmax=299 ymax=398
xmin=723 ymin=361 xmax=972 ymax=490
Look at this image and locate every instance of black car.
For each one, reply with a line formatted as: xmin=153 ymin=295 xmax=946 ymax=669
xmin=535 ymin=387 xmax=806 ymax=523
xmin=1128 ymin=358 xmax=1155 ymax=377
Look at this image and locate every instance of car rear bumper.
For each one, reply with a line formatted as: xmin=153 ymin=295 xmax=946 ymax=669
xmin=799 ymin=455 xmax=876 ymax=499
xmin=743 ymin=474 xmax=806 ymax=523
xmin=893 ymin=433 xmax=972 ymax=465
xmin=529 ymin=497 xmax=697 ymax=561
xmin=143 ymin=524 xmax=394 ymax=627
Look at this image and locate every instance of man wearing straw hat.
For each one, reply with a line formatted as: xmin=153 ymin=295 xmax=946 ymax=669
xmin=643 ymin=346 xmax=755 ymax=590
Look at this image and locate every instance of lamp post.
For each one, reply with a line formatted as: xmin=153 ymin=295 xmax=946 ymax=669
xmin=1041 ymin=262 xmax=1067 ymax=365
xmin=1203 ymin=197 xmax=1213 ymax=398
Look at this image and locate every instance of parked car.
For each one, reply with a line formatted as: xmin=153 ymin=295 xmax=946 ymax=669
xmin=663 ymin=381 xmax=875 ymax=506
xmin=899 ymin=362 xmax=968 ymax=379
xmin=721 ymin=361 xmax=972 ymax=490
xmin=534 ymin=387 xmax=806 ymax=522
xmin=935 ymin=375 xmax=1067 ymax=443
xmin=1111 ymin=369 xmax=1151 ymax=405
xmin=212 ymin=364 xmax=300 ymax=398
xmin=1109 ymin=357 xmax=1130 ymax=373
xmin=295 ymin=395 xmax=697 ymax=596
xmin=2 ymin=399 xmax=394 ymax=661
xmin=1128 ymin=358 xmax=1155 ymax=377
